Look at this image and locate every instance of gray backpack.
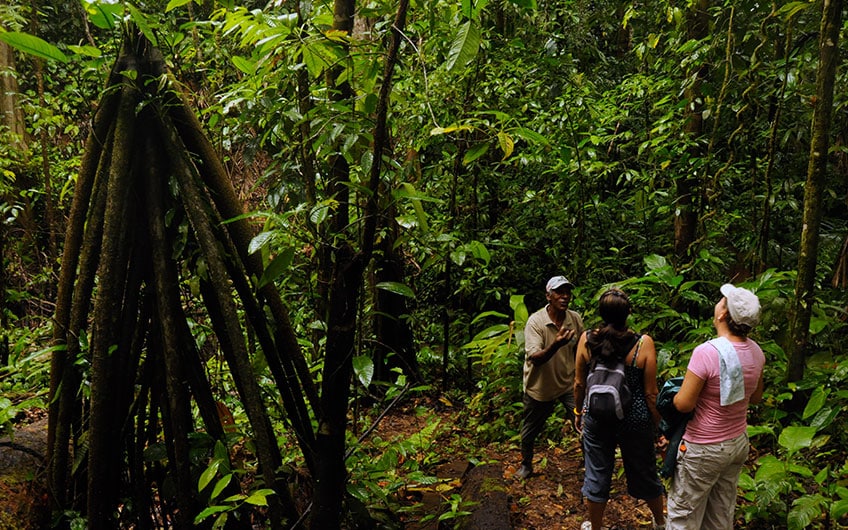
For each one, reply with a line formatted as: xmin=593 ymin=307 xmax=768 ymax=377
xmin=585 ymin=334 xmax=642 ymax=420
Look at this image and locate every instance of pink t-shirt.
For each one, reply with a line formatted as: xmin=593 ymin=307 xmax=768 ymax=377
xmin=683 ymin=338 xmax=765 ymax=444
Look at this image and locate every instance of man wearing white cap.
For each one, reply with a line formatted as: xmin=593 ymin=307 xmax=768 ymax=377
xmin=666 ymin=283 xmax=765 ymax=529
xmin=515 ymin=275 xmax=584 ymax=479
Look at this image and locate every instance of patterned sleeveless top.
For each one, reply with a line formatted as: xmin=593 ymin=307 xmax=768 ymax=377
xmin=622 ymin=336 xmax=652 ymax=432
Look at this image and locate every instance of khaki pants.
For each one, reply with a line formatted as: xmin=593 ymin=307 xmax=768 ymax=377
xmin=666 ymin=432 xmax=748 ymax=530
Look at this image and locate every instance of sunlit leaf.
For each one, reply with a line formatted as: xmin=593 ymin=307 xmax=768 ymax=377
xmin=446 ymin=21 xmax=480 ymax=72
xmin=84 ymin=1 xmax=122 ymax=30
xmin=194 ymin=505 xmax=230 ymax=525
xmin=0 ymin=32 xmax=68 ymax=63
xmin=376 ymin=281 xmax=415 ymax=298
xmin=210 ymin=474 xmax=233 ymax=501
xmin=778 ymin=425 xmax=816 ymax=454
xmin=166 ymin=0 xmax=196 ymax=11
xmin=67 ymin=45 xmax=102 ymax=58
xmin=353 ymin=355 xmax=374 ymax=387
xmin=198 ymin=459 xmax=221 ymax=491
xmin=231 ymin=55 xmax=255 ymax=75
xmin=397 ymin=183 xmax=432 ymax=232
xmin=248 ymin=231 xmax=274 ymax=255
xmin=430 ymin=124 xmax=473 ymax=136
xmin=244 ymin=489 xmax=275 ymax=506
xmin=497 ymin=132 xmax=514 ymax=159
xmin=127 ymin=4 xmax=157 ymax=46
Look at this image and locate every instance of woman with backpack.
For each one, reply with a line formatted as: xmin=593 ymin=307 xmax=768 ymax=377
xmin=574 ymin=288 xmax=666 ymax=530
xmin=666 ymin=284 xmax=765 ymax=529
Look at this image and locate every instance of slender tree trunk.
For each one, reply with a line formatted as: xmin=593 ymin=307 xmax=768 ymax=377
xmin=0 ymin=40 xmax=26 ymax=144
xmin=0 ymin=37 xmax=12 ymax=362
xmin=787 ymin=0 xmax=842 ymax=386
xmin=674 ymin=0 xmax=709 ymax=262
xmin=0 ymin=39 xmax=17 ymax=367
xmin=311 ymin=0 xmax=408 ymax=523
xmin=373 ymin=217 xmax=420 ymax=384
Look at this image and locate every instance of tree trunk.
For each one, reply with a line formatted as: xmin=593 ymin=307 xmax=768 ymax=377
xmin=373 ymin=220 xmax=420 ymax=384
xmin=0 ymin=38 xmax=13 ymax=360
xmin=0 ymin=40 xmax=26 ymax=144
xmin=786 ymin=0 xmax=842 ymax=386
xmin=310 ymin=0 xmax=408 ymax=522
xmin=674 ymin=0 xmax=709 ymax=262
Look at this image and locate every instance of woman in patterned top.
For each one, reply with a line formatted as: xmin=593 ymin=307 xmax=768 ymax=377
xmin=574 ymin=288 xmax=665 ymax=530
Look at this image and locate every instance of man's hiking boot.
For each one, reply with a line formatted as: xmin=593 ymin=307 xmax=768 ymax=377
xmin=514 ymin=463 xmax=532 ymax=480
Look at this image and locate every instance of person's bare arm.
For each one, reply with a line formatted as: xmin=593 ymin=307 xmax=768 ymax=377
xmin=573 ymin=332 xmax=589 ymax=411
xmin=639 ymin=335 xmax=661 ymax=426
xmin=528 ymin=326 xmax=575 ymax=366
xmin=749 ymin=372 xmax=765 ymax=404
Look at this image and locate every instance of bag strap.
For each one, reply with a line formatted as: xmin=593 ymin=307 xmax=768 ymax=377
xmin=630 ymin=334 xmax=644 ymax=367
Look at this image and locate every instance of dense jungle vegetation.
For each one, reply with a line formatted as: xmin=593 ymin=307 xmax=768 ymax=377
xmin=0 ymin=0 xmax=847 ymax=528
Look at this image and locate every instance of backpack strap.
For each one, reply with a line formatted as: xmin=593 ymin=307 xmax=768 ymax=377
xmin=630 ymin=334 xmax=644 ymax=367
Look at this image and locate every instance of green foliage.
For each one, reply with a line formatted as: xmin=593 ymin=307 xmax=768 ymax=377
xmin=195 ymin=440 xmax=275 ymax=529
xmin=346 ymin=407 xmax=444 ymax=525
xmin=0 ymin=32 xmax=68 ymax=62
xmin=432 ymin=493 xmax=475 ymax=528
xmin=5 ymin=0 xmax=848 ymax=527
xmin=0 ymin=330 xmax=53 ymax=436
xmin=740 ymin=357 xmax=848 ymax=528
xmin=462 ymin=294 xmax=526 ymax=441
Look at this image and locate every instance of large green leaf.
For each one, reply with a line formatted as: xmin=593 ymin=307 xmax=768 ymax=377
xmin=463 ymin=143 xmax=489 ymax=165
xmin=376 ymin=281 xmax=415 ymax=299
xmin=753 ymin=455 xmax=786 ymax=482
xmin=832 ymin=497 xmax=848 ymax=520
xmin=778 ymin=425 xmax=816 ymax=454
xmin=788 ymin=494 xmax=826 ymax=530
xmin=231 ymin=55 xmax=256 ymax=75
xmin=802 ymin=386 xmax=827 ymax=420
xmin=397 ymin=183 xmax=432 ymax=231
xmin=510 ymin=294 xmax=528 ymax=324
xmin=446 ymin=21 xmax=480 ymax=72
xmin=352 ymin=355 xmax=374 ymax=388
xmin=165 ymin=0 xmax=197 ymax=11
xmin=127 ymin=4 xmax=157 ymax=46
xmin=511 ymin=127 xmax=550 ymax=146
xmin=0 ymin=32 xmax=68 ymax=63
xmin=258 ymin=248 xmax=295 ymax=288
xmin=82 ymin=0 xmax=122 ymax=30
xmin=244 ymin=489 xmax=276 ymax=506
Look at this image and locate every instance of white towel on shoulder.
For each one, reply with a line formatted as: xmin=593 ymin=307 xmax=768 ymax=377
xmin=709 ymin=337 xmax=745 ymax=406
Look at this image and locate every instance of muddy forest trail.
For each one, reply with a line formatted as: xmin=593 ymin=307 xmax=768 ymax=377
xmin=0 ymin=399 xmax=658 ymax=529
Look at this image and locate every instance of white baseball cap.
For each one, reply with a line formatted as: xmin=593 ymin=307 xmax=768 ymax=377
xmin=720 ymin=283 xmax=761 ymax=327
xmin=546 ymin=275 xmax=574 ymax=292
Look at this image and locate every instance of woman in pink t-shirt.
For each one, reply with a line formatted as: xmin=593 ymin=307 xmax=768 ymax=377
xmin=666 ymin=284 xmax=765 ymax=530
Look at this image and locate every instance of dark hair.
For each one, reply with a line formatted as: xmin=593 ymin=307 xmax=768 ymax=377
xmin=586 ymin=289 xmax=637 ymax=364
xmin=726 ymin=316 xmax=752 ymax=338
